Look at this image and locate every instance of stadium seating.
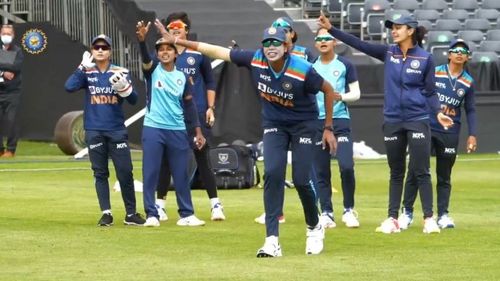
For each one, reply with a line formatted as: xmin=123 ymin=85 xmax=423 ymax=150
xmin=479 ymin=41 xmax=500 ymax=54
xmin=414 ymin=10 xmax=440 ymax=23
xmin=470 ymin=51 xmax=499 ymax=63
xmin=482 ymin=0 xmax=500 ymax=10
xmin=464 ymin=19 xmax=491 ymax=32
xmin=452 ymin=0 xmax=479 ymax=12
xmin=421 ymin=0 xmax=449 ymax=12
xmin=435 ymin=19 xmax=462 ymax=33
xmin=442 ymin=9 xmax=469 ymax=22
xmin=486 ymin=30 xmax=500 ymax=41
xmin=418 ymin=20 xmax=433 ymax=32
xmin=475 ymin=9 xmax=500 ymax=25
xmin=457 ymin=30 xmax=485 ymax=44
xmin=392 ymin=0 xmax=420 ymax=12
xmin=425 ymin=31 xmax=455 ymax=49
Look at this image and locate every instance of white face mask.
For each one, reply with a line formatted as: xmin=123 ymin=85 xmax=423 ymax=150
xmin=1 ymin=35 xmax=13 ymax=45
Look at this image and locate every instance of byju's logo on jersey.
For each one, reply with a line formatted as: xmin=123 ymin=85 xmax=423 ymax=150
xmin=390 ymin=56 xmax=400 ymax=64
xmin=457 ymin=88 xmax=465 ymax=97
xmin=282 ymin=81 xmax=292 ymax=91
xmin=187 ymin=56 xmax=196 ymax=65
xmin=217 ymin=153 xmax=229 ymax=164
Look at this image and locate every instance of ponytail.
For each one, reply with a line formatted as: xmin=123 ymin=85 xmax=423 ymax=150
xmin=412 ymin=26 xmax=427 ymax=47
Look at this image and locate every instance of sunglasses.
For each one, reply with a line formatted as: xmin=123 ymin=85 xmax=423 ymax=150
xmin=315 ymin=36 xmax=334 ymax=42
xmin=449 ymin=47 xmax=470 ymax=55
xmin=167 ymin=20 xmax=187 ymax=30
xmin=92 ymin=45 xmax=110 ymax=51
xmin=262 ymin=40 xmax=283 ymax=48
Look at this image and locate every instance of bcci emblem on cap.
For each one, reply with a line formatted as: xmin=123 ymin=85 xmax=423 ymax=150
xmin=22 ymin=28 xmax=48 ymax=54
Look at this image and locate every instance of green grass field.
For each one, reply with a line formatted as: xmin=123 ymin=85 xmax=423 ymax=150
xmin=1 ymin=141 xmax=499 ymax=280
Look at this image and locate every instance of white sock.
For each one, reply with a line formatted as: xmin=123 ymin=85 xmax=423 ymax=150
xmin=156 ymin=199 xmax=166 ymax=209
xmin=210 ymin=198 xmax=220 ymax=208
xmin=265 ymin=235 xmax=278 ymax=245
xmin=102 ymin=209 xmax=112 ymax=215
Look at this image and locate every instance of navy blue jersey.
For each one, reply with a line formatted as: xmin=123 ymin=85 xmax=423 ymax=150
xmin=64 ymin=65 xmax=138 ymax=131
xmin=175 ymin=48 xmax=216 ymax=113
xmin=230 ymin=49 xmax=324 ymax=126
xmin=328 ymin=28 xmax=440 ymax=123
xmin=431 ymin=64 xmax=476 ymax=135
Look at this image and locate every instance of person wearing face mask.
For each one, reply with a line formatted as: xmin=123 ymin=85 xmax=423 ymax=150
xmin=152 ymin=12 xmax=225 ymax=222
xmin=64 ymin=34 xmax=146 ymax=227
xmin=399 ymin=39 xmax=477 ymax=230
xmin=317 ymin=12 xmax=454 ymax=234
xmin=0 ymin=24 xmax=24 ymax=158
xmin=158 ymin=25 xmax=338 ymax=257
xmin=136 ymin=21 xmax=206 ymax=227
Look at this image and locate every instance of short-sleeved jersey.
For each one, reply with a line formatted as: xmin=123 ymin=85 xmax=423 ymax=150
xmin=230 ymin=49 xmax=324 ymax=126
xmin=313 ymin=55 xmax=358 ymax=120
xmin=142 ymin=61 xmax=191 ymax=130
xmin=64 ymin=64 xmax=137 ymax=131
xmin=431 ymin=64 xmax=476 ymax=135
xmin=175 ymin=49 xmax=216 ymax=112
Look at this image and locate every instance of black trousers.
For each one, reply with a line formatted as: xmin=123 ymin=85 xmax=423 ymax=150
xmin=383 ymin=121 xmax=433 ymax=219
xmin=403 ymin=131 xmax=459 ymax=217
xmin=0 ymin=93 xmax=21 ymax=153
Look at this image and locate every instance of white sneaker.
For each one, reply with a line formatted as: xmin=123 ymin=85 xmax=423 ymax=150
xmin=211 ymin=203 xmax=226 ymax=221
xmin=177 ymin=215 xmax=205 ymax=226
xmin=254 ymin=213 xmax=285 ymax=224
xmin=306 ymin=224 xmax=325 ymax=255
xmin=320 ymin=212 xmax=336 ymax=229
xmin=375 ymin=217 xmax=400 ymax=234
xmin=437 ymin=214 xmax=455 ymax=229
xmin=155 ymin=204 xmax=168 ymax=221
xmin=423 ymin=217 xmax=441 ymax=234
xmin=144 ymin=216 xmax=160 ymax=227
xmin=398 ymin=210 xmax=413 ymax=230
xmin=342 ymin=209 xmax=360 ymax=228
xmin=256 ymin=236 xmax=282 ymax=258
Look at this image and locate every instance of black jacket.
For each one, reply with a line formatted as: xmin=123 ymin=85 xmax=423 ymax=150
xmin=0 ymin=43 xmax=24 ymax=94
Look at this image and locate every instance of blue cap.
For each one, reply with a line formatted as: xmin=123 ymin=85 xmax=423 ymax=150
xmin=385 ymin=15 xmax=418 ymax=29
xmin=449 ymin=39 xmax=470 ymax=51
xmin=272 ymin=17 xmax=293 ymax=30
xmin=262 ymin=27 xmax=287 ymax=43
xmin=91 ymin=34 xmax=112 ymax=46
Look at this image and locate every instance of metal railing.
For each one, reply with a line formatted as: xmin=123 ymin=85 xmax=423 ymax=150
xmin=4 ymin=0 xmax=143 ymax=79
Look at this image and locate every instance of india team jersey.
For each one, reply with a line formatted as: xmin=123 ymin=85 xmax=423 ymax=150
xmin=432 ymin=64 xmax=476 ymax=135
xmin=64 ymin=64 xmax=137 ymax=131
xmin=175 ymin=49 xmax=215 ymax=112
xmin=313 ymin=55 xmax=357 ymax=120
xmin=143 ymin=61 xmax=191 ymax=130
xmin=230 ymin=49 xmax=324 ymax=125
xmin=291 ymin=45 xmax=316 ymax=63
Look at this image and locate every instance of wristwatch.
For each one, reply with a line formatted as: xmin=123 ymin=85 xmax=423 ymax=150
xmin=323 ymin=125 xmax=334 ymax=132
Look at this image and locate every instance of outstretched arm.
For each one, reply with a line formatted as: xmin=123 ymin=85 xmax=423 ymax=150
xmin=154 ymin=19 xmax=231 ymax=61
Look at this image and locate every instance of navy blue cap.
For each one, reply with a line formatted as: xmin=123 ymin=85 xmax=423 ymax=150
xmin=385 ymin=15 xmax=418 ymax=29
xmin=262 ymin=27 xmax=287 ymax=43
xmin=91 ymin=34 xmax=112 ymax=46
xmin=449 ymin=39 xmax=470 ymax=51
xmin=272 ymin=16 xmax=294 ymax=30
xmin=155 ymin=37 xmax=177 ymax=52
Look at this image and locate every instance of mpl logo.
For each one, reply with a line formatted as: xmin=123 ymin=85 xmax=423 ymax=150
xmin=436 ymin=82 xmax=446 ymax=89
xmin=116 ymin=142 xmax=128 ymax=149
xmin=390 ymin=56 xmax=400 ymax=64
xmin=412 ymin=132 xmax=425 ymax=139
xmin=260 ymin=74 xmax=271 ymax=82
xmin=218 ymin=153 xmax=229 ymax=164
xmin=87 ymin=77 xmax=98 ymax=83
xmin=444 ymin=147 xmax=456 ymax=154
xmin=299 ymin=137 xmax=312 ymax=144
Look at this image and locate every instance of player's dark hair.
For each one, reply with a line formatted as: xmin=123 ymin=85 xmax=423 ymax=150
xmin=164 ymin=11 xmax=191 ymax=30
xmin=291 ymin=30 xmax=298 ymax=43
xmin=412 ymin=26 xmax=427 ymax=47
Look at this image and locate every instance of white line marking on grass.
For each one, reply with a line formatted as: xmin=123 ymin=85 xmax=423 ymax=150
xmin=0 ymin=167 xmax=88 ymax=172
xmin=355 ymin=157 xmax=500 ymax=165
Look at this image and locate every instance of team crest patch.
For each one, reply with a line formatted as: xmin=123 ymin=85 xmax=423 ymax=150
xmin=457 ymin=88 xmax=465 ymax=97
xmin=22 ymin=28 xmax=48 ymax=54
xmin=218 ymin=153 xmax=229 ymax=164
xmin=187 ymin=56 xmax=195 ymax=65
xmin=282 ymin=81 xmax=292 ymax=90
xmin=410 ymin=60 xmax=420 ymax=69
xmin=268 ymin=27 xmax=277 ymax=34
xmin=333 ymin=70 xmax=340 ymax=77
xmin=176 ymin=79 xmax=183 ymax=86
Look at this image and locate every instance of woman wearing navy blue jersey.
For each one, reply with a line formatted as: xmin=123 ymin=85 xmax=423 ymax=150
xmin=64 ymin=34 xmax=145 ymax=227
xmin=136 ymin=21 xmax=206 ymax=227
xmin=159 ymin=25 xmax=338 ymax=257
xmin=154 ymin=12 xmax=225 ymax=222
xmin=313 ymin=28 xmax=361 ymax=229
xmin=399 ymin=39 xmax=477 ymax=230
xmin=318 ymin=12 xmax=453 ymax=234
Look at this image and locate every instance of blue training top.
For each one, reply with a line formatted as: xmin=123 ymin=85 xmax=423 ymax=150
xmin=328 ymin=27 xmax=441 ymax=123
xmin=64 ymin=64 xmax=138 ymax=131
xmin=230 ymin=49 xmax=324 ymax=126
xmin=175 ymin=48 xmax=216 ymax=113
xmin=431 ymin=64 xmax=476 ymax=135
xmin=313 ymin=54 xmax=358 ymax=120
